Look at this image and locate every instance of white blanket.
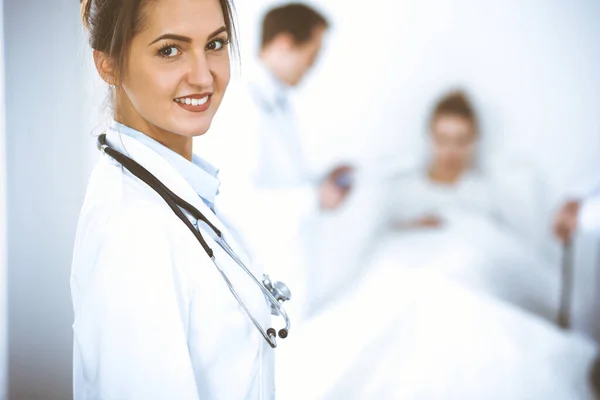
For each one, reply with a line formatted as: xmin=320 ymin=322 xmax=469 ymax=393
xmin=275 ymin=262 xmax=597 ymax=400
xmin=376 ymin=210 xmax=561 ymax=321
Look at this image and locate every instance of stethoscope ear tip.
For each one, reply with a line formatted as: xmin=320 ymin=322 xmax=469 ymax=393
xmin=278 ymin=329 xmax=288 ymax=339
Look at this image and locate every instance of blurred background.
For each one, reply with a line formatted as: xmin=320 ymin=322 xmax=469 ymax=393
xmin=1 ymin=0 xmax=600 ymax=398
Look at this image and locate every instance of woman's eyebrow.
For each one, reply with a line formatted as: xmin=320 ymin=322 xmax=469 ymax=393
xmin=148 ymin=27 xmax=227 ymax=46
xmin=148 ymin=33 xmax=191 ymax=46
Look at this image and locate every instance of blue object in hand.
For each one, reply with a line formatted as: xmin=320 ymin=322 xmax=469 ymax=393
xmin=334 ymin=170 xmax=353 ymax=189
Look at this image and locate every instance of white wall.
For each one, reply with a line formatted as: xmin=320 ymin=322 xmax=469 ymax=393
xmin=4 ymin=0 xmax=89 ymax=398
xmin=0 ymin=0 xmax=7 ymax=397
xmin=298 ymin=0 xmax=600 ymax=179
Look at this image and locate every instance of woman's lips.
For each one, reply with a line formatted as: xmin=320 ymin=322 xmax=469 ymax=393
xmin=174 ymin=94 xmax=212 ymax=112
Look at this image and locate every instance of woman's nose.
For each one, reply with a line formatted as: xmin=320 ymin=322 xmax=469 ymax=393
xmin=188 ymin=54 xmax=214 ymax=89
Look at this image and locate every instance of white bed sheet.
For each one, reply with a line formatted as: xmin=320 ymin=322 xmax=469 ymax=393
xmin=275 ymin=260 xmax=598 ymax=400
xmin=376 ymin=210 xmax=561 ymax=321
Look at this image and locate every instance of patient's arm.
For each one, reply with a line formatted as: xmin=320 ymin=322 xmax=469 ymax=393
xmin=393 ymin=214 xmax=444 ymax=230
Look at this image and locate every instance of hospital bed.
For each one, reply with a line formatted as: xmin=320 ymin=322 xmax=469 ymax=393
xmin=276 ymin=169 xmax=599 ymax=400
xmin=308 ymin=163 xmax=561 ymax=322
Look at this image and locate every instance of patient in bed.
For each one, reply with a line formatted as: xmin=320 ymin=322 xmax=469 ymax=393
xmin=388 ymin=90 xmax=499 ymax=229
xmin=381 ymin=90 xmax=561 ymax=320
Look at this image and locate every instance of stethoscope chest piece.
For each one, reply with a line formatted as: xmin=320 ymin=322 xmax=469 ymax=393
xmin=262 ymin=274 xmax=292 ymax=315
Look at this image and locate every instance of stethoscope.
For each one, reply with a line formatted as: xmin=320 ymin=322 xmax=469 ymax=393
xmin=97 ymin=133 xmax=291 ymax=349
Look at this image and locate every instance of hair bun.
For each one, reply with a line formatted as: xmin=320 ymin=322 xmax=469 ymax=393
xmin=80 ymin=0 xmax=93 ymax=30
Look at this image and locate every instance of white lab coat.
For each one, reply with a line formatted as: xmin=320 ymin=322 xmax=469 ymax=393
xmin=579 ymin=191 xmax=600 ymax=233
xmin=71 ymin=129 xmax=274 ymax=400
xmin=198 ymin=64 xmax=320 ymax=324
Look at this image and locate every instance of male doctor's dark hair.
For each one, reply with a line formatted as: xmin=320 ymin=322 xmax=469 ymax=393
xmin=260 ymin=3 xmax=329 ymax=48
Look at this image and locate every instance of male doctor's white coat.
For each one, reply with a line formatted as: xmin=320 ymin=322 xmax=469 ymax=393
xmin=71 ymin=129 xmax=275 ymax=400
xmin=197 ymin=64 xmax=323 ymax=325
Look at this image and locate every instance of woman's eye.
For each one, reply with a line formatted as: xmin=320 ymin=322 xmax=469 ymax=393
xmin=206 ymin=39 xmax=227 ymax=52
xmin=158 ymin=46 xmax=181 ymax=58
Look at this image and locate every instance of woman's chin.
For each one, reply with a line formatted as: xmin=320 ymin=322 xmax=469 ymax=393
xmin=171 ymin=120 xmax=212 ymax=138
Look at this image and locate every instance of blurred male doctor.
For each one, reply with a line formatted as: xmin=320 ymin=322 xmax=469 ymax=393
xmin=198 ymin=3 xmax=353 ymax=326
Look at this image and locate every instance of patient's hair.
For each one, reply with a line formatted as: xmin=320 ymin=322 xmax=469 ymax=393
xmin=431 ymin=90 xmax=478 ymax=133
xmin=80 ymin=0 xmax=238 ymax=80
xmin=261 ymin=3 xmax=329 ymax=48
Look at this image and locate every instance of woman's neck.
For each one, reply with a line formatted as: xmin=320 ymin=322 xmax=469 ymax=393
xmin=115 ymin=116 xmax=193 ymax=161
xmin=115 ymin=93 xmax=194 ymax=161
xmin=145 ymin=127 xmax=193 ymax=161
xmin=428 ymin=163 xmax=465 ymax=184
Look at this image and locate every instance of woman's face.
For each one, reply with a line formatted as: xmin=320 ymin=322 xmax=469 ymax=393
xmin=115 ymin=0 xmax=230 ymax=138
xmin=430 ymin=114 xmax=476 ymax=171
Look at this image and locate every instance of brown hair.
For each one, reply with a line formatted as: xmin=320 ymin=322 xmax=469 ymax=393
xmin=80 ymin=0 xmax=238 ymax=81
xmin=261 ymin=3 xmax=329 ymax=49
xmin=431 ymin=90 xmax=478 ymax=134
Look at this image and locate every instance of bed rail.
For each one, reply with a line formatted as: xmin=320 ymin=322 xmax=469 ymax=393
xmin=557 ymin=241 xmax=574 ymax=329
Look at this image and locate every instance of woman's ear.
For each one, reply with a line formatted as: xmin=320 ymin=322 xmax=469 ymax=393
xmin=93 ymin=50 xmax=118 ymax=86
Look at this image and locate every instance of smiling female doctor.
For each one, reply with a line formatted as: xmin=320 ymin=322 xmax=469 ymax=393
xmin=71 ymin=0 xmax=287 ymax=399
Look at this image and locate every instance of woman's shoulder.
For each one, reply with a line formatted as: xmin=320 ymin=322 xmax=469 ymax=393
xmin=77 ymin=157 xmax=177 ymax=242
xmin=72 ymin=159 xmax=184 ymax=293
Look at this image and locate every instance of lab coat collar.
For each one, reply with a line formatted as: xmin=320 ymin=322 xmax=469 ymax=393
xmin=109 ymin=121 xmax=220 ymax=208
xmin=104 ymin=128 xmax=216 ymax=225
xmin=247 ymin=61 xmax=291 ymax=110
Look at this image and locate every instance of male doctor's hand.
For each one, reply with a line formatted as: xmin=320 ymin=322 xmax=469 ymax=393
xmin=553 ymin=200 xmax=581 ymax=243
xmin=320 ymin=165 xmax=354 ymax=211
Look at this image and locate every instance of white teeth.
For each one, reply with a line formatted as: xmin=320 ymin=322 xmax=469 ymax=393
xmin=176 ymin=96 xmax=209 ymax=106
